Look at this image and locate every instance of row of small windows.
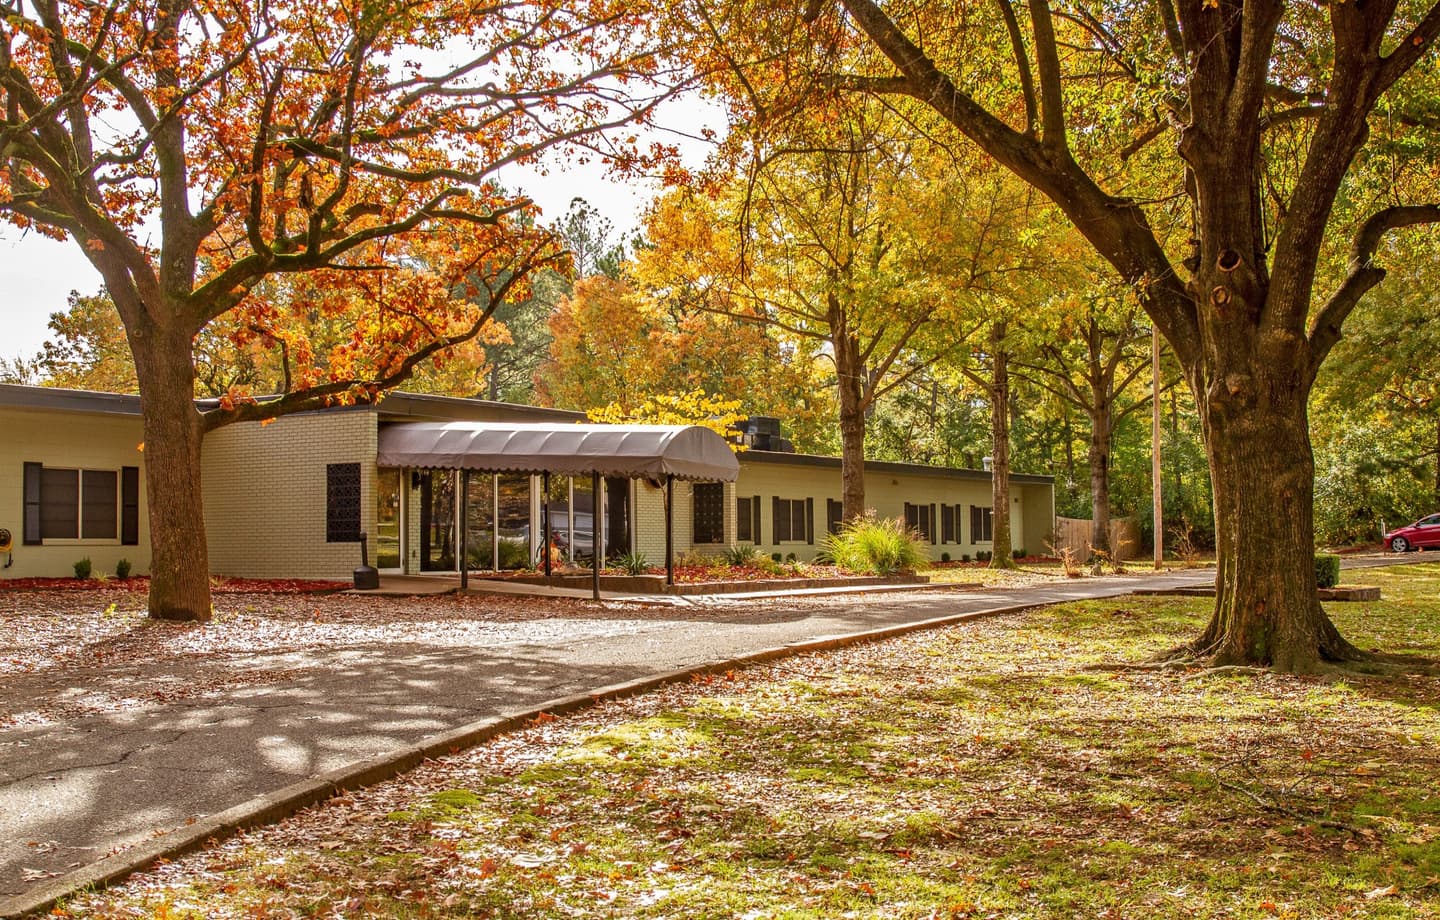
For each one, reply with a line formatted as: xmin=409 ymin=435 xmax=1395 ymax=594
xmin=22 ymin=463 xmax=140 ymax=545
xmin=693 ymin=484 xmax=995 ymax=545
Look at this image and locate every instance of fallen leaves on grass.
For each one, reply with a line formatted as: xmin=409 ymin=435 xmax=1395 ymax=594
xmin=54 ymin=567 xmax=1440 ymax=918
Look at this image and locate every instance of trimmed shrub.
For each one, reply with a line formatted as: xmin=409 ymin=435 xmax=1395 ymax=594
xmin=977 ymin=550 xmax=992 ymax=563
xmin=941 ymin=552 xmax=951 ymax=563
xmin=114 ymin=558 xmax=132 ymax=580
xmin=771 ymin=552 xmax=783 ymax=563
xmin=73 ymin=557 xmax=92 ymax=580
xmin=1314 ymin=553 xmax=1341 ymax=589
xmin=962 ymin=554 xmax=971 ymax=563
xmin=824 ymin=514 xmax=930 ymax=576
xmin=1013 ymin=548 xmax=1026 ymax=560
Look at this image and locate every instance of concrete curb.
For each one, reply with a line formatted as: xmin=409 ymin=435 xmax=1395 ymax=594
xmin=0 ymin=599 xmax=1046 ymax=919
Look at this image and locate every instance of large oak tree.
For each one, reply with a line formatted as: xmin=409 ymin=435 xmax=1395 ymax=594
xmin=1 ymin=0 xmax=671 ymax=620
xmin=683 ymin=0 xmax=1440 ymax=669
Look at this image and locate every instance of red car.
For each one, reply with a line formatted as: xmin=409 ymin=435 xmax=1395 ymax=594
xmin=1385 ymin=513 xmax=1440 ymax=552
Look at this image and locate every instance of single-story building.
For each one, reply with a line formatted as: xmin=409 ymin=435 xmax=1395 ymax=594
xmin=0 ymin=383 xmax=1054 ymax=580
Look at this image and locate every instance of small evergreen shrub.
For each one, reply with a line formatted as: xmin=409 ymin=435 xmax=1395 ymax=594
xmin=962 ymin=554 xmax=971 ymax=563
xmin=977 ymin=550 xmax=992 ymax=563
xmin=1013 ymin=548 xmax=1026 ymax=560
xmin=1314 ymin=553 xmax=1341 ymax=589
xmin=941 ymin=552 xmax=951 ymax=563
xmin=73 ymin=557 xmax=92 ymax=580
xmin=785 ymin=552 xmax=798 ymax=563
xmin=771 ymin=552 xmax=783 ymax=563
xmin=114 ymin=558 xmax=132 ymax=580
xmin=614 ymin=551 xmax=649 ymax=576
xmin=824 ymin=514 xmax=930 ymax=575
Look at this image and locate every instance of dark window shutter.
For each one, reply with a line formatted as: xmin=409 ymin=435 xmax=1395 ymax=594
xmin=941 ymin=504 xmax=953 ymax=543
xmin=326 ymin=462 xmax=363 ymax=542
xmin=121 ymin=466 xmax=140 ymax=545
xmin=806 ymin=497 xmax=815 ymax=544
xmin=752 ymin=496 xmax=761 ymax=542
xmin=736 ymin=497 xmax=751 ymax=542
xmin=903 ymin=502 xmax=916 ymax=530
xmin=23 ymin=462 xmax=42 ymax=545
xmin=930 ymin=504 xmax=938 ymax=544
xmin=772 ymin=496 xmax=782 ymax=543
xmin=970 ymin=505 xmax=981 ymax=543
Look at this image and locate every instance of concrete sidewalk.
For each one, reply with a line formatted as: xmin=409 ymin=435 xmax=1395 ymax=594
xmin=0 ymin=556 xmax=1415 ymax=908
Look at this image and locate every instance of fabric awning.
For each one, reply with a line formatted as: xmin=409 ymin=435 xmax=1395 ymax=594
xmin=377 ymin=421 xmax=739 ymax=482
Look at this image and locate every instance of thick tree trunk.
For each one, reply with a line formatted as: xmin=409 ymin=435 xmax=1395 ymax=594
xmin=130 ymin=320 xmax=213 ymax=622
xmin=1181 ymin=367 xmax=1360 ymax=671
xmin=988 ymin=322 xmax=1015 ymax=569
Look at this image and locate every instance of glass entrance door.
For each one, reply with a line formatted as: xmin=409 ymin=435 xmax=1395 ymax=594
xmin=375 ymin=468 xmax=403 ymax=570
xmin=419 ymin=470 xmax=458 ymax=572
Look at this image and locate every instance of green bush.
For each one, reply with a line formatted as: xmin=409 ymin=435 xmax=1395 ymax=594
xmin=962 ymin=554 xmax=971 ymax=563
xmin=722 ymin=544 xmax=759 ymax=566
xmin=977 ymin=550 xmax=992 ymax=563
xmin=1314 ymin=553 xmax=1341 ymax=589
xmin=73 ymin=557 xmax=92 ymax=580
xmin=1013 ymin=548 xmax=1026 ymax=560
xmin=823 ymin=514 xmax=930 ymax=576
xmin=614 ymin=551 xmax=649 ymax=576
xmin=941 ymin=552 xmax=951 ymax=563
xmin=771 ymin=552 xmax=783 ymax=563
xmin=114 ymin=558 xmax=132 ymax=580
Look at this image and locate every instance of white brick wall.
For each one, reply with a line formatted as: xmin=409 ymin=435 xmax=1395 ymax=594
xmin=201 ymin=410 xmax=378 ymax=578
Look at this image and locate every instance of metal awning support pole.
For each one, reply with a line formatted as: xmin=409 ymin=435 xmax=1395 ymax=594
xmin=665 ymin=474 xmax=675 ymax=587
xmin=460 ymin=470 xmax=469 ymax=592
xmin=492 ymin=474 xmax=499 ymax=573
xmin=591 ymin=471 xmax=601 ymax=600
xmin=542 ymin=471 xmax=552 ymax=579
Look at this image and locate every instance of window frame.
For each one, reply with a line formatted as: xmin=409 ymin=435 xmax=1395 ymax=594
xmin=29 ymin=464 xmax=124 ymax=545
xmin=772 ymin=496 xmax=814 ymax=544
xmin=969 ymin=504 xmax=994 ymax=543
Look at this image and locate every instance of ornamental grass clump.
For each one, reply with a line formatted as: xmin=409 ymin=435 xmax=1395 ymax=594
xmin=825 ymin=514 xmax=930 ymax=576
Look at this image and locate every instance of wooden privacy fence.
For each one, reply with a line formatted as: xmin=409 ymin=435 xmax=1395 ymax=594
xmin=1051 ymin=516 xmax=1141 ymax=561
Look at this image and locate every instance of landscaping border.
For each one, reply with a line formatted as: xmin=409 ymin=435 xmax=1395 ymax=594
xmin=0 ymin=599 xmax=1043 ymax=919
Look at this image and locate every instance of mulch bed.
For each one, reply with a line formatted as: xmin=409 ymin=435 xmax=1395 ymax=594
xmin=0 ymin=576 xmax=349 ymax=594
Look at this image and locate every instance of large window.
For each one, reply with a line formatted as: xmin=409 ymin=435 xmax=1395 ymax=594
xmin=970 ymin=504 xmax=994 ymax=543
xmin=23 ymin=463 xmax=134 ymax=544
xmin=692 ymin=482 xmax=725 ymax=544
xmin=904 ymin=502 xmax=936 ymax=543
xmin=772 ymin=496 xmax=813 ymax=543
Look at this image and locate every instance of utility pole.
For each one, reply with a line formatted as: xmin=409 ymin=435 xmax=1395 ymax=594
xmin=1152 ymin=326 xmax=1163 ymax=569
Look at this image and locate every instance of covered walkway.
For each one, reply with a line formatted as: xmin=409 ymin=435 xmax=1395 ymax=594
xmin=377 ymin=422 xmax=740 ymax=598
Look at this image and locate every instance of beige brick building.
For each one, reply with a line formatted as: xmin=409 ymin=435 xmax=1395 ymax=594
xmin=1 ymin=384 xmax=1054 ymax=581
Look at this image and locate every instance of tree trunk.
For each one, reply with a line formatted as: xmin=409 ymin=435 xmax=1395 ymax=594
xmin=1088 ymin=408 xmax=1112 ymax=559
xmin=1434 ymin=415 xmax=1440 ymax=508
xmin=130 ymin=319 xmax=213 ymax=622
xmin=988 ymin=321 xmax=1015 ymax=569
xmin=834 ymin=329 xmax=867 ymax=521
xmin=1181 ymin=366 xmax=1359 ymax=671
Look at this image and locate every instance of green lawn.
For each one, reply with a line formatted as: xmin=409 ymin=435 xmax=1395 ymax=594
xmin=61 ymin=565 xmax=1440 ymax=918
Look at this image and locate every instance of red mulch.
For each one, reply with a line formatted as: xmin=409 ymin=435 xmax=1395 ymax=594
xmin=0 ymin=575 xmax=348 ymax=594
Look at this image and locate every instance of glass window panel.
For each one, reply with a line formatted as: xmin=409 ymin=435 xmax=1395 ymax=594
xmin=375 ymin=469 xmax=402 ymax=569
xmin=40 ymin=468 xmax=78 ymax=540
xmin=81 ymin=469 xmax=118 ymax=539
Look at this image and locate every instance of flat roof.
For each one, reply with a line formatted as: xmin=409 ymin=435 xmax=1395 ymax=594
xmin=0 ymin=384 xmax=582 ymax=423
xmin=739 ymin=448 xmax=1054 ymax=485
